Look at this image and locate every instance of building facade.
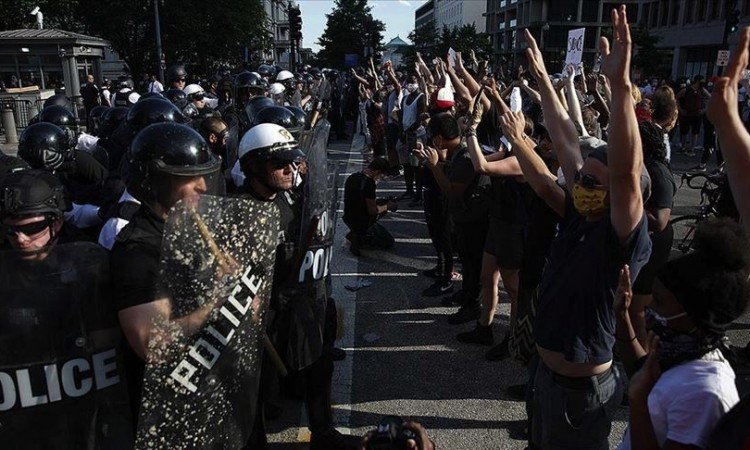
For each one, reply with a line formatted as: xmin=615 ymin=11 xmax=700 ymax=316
xmin=485 ymin=0 xmax=640 ymax=76
xmin=260 ymin=0 xmax=302 ymax=69
xmin=637 ymin=0 xmax=750 ymax=80
xmin=416 ymin=0 xmax=486 ymax=33
xmin=383 ymin=36 xmax=412 ymax=69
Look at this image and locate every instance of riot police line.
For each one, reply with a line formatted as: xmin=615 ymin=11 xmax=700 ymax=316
xmin=0 ymin=63 xmax=357 ymax=450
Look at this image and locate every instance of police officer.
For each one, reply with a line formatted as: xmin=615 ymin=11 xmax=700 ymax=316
xmin=0 ymin=170 xmax=133 ymax=447
xmin=165 ymin=64 xmax=188 ymax=90
xmin=109 ymin=122 xmax=220 ymax=422
xmin=111 ymin=77 xmax=140 ymax=107
xmin=238 ymin=124 xmax=357 ymax=450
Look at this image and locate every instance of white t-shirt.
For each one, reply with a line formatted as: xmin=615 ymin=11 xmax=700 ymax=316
xmin=617 ymin=349 xmax=739 ymax=449
xmin=98 ymin=190 xmax=141 ymax=251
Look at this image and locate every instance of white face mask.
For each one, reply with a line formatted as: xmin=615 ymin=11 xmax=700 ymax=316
xmin=406 ymin=83 xmax=419 ymax=93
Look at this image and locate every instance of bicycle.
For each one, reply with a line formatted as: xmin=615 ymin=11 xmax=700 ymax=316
xmin=669 ymin=167 xmax=728 ymax=253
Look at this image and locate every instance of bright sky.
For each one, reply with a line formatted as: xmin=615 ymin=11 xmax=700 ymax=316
xmin=297 ymin=0 xmax=423 ymax=52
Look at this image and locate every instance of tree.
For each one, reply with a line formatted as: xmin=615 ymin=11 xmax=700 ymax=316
xmin=435 ymin=24 xmax=492 ymax=63
xmin=316 ymin=0 xmax=385 ymax=68
xmin=0 ymin=0 xmax=269 ymax=77
xmin=631 ymin=26 xmax=668 ymax=78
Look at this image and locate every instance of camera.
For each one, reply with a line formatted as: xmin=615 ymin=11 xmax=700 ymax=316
xmin=366 ymin=416 xmax=421 ymax=450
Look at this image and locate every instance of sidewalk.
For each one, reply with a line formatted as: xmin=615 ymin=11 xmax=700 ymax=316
xmin=1 ymin=136 xmax=18 ymax=156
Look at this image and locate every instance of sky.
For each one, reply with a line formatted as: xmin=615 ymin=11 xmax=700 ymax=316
xmin=297 ymin=0 xmax=423 ymax=52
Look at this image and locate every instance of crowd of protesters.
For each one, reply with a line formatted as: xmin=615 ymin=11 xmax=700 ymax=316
xmin=346 ymin=6 xmax=750 ymax=449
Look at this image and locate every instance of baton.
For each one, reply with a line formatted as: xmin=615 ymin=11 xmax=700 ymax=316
xmin=192 ymin=211 xmax=289 ymax=377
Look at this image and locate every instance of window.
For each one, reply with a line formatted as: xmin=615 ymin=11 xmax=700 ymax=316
xmin=685 ymin=0 xmax=695 ymax=23
xmin=708 ymin=0 xmax=719 ymax=20
xmin=697 ymin=0 xmax=706 ymax=20
xmin=641 ymin=3 xmax=651 ymax=25
xmin=650 ymin=0 xmax=659 ymax=27
xmin=548 ymin=0 xmax=578 ymax=22
xmin=581 ymin=0 xmax=599 ymax=22
xmin=671 ymin=0 xmax=681 ymax=25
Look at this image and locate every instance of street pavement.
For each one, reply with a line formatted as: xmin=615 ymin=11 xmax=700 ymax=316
xmin=266 ymin=132 xmax=750 ymax=449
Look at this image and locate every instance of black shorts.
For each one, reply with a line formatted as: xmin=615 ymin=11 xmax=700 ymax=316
xmin=680 ymin=115 xmax=702 ymax=135
xmin=483 ymin=218 xmax=524 ymax=270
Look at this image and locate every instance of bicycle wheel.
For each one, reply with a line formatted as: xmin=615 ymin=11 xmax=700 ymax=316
xmin=670 ymin=215 xmax=701 ymax=253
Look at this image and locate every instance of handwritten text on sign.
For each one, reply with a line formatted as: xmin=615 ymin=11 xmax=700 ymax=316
xmin=564 ymin=28 xmax=586 ymax=70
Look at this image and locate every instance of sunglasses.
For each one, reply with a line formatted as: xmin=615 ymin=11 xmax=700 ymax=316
xmin=193 ymin=94 xmax=205 ymax=101
xmin=270 ymin=160 xmax=299 ymax=170
xmin=5 ymin=218 xmax=52 ymax=238
xmin=177 ymin=78 xmax=187 ymax=83
xmin=574 ymin=171 xmax=604 ymax=189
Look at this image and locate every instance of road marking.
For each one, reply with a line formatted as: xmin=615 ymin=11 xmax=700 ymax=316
xmin=332 ymin=272 xmax=419 ymax=277
xmin=394 ymin=238 xmax=433 ymax=244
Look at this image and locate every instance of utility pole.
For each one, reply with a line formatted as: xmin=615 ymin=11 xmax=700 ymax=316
xmin=154 ymin=0 xmax=165 ymax=83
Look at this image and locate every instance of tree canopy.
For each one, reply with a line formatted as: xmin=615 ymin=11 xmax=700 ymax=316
xmin=0 ymin=0 xmax=271 ymax=77
xmin=316 ymin=0 xmax=385 ymax=68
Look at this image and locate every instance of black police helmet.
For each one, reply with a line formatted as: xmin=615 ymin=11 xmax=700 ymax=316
xmin=245 ymin=96 xmax=275 ymax=125
xmin=38 ymin=105 xmax=77 ymax=129
xmin=166 ymin=64 xmax=187 ymax=84
xmin=126 ymin=98 xmax=186 ymax=133
xmin=0 ymin=169 xmax=70 ymax=218
xmin=18 ymin=123 xmax=72 ymax=170
xmin=253 ymin=105 xmax=302 ymax=134
xmin=285 ymin=106 xmax=307 ymax=126
xmin=164 ymin=88 xmax=188 ymax=109
xmin=129 ymin=123 xmax=220 ymax=180
xmin=99 ymin=106 xmax=129 ymax=138
xmin=257 ymin=64 xmax=276 ymax=78
xmin=0 ymin=152 xmax=31 ymax=177
xmin=139 ymin=91 xmax=165 ymax=101
xmin=88 ymin=105 xmax=109 ymax=136
xmin=42 ymin=94 xmax=72 ymax=111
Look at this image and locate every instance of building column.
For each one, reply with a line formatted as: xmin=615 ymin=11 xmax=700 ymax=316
xmin=671 ymin=46 xmax=686 ymax=80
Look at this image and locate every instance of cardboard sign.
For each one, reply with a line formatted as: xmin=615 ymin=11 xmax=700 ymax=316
xmin=564 ymin=28 xmax=586 ymax=70
xmin=716 ymin=50 xmax=730 ymax=67
xmin=510 ymin=87 xmax=522 ymax=113
xmin=448 ymin=47 xmax=457 ymax=68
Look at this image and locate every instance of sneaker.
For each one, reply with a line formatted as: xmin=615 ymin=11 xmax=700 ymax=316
xmin=422 ymin=279 xmax=454 ymax=297
xmin=689 ymin=164 xmax=706 ymax=172
xmin=440 ymin=290 xmax=466 ymax=307
xmin=448 ymin=304 xmax=481 ymax=325
xmin=422 ymin=267 xmax=439 ymax=278
xmin=456 ymin=322 xmax=494 ymax=345
xmin=309 ymin=427 xmax=360 ymax=450
xmin=485 ymin=336 xmax=510 ymax=361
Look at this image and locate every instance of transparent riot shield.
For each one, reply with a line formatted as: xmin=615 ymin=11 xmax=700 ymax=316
xmin=299 ymin=119 xmax=334 ymax=262
xmin=136 ymin=195 xmax=279 ymax=449
xmin=0 ymin=243 xmax=133 ymax=449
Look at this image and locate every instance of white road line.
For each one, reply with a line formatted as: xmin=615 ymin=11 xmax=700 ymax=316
xmin=394 ymin=238 xmax=433 ymax=244
xmin=332 ymin=272 xmax=419 ymax=277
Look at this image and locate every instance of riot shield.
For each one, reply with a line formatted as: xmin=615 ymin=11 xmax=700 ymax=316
xmin=136 ymin=195 xmax=279 ymax=449
xmin=0 ymin=243 xmax=133 ymax=449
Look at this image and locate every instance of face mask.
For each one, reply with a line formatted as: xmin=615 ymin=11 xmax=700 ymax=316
xmin=645 ymin=307 xmax=688 ymax=328
xmin=406 ymin=83 xmax=419 ymax=93
xmin=644 ymin=306 xmax=723 ymax=370
xmin=571 ymin=183 xmax=608 ymax=218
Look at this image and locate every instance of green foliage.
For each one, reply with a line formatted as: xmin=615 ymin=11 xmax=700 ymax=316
xmin=403 ymin=22 xmax=492 ymax=71
xmin=316 ymin=0 xmax=385 ymax=68
xmin=631 ymin=26 xmax=668 ymax=77
xmin=1 ymin=0 xmax=269 ymax=77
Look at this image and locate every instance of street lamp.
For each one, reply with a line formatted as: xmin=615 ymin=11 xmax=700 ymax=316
xmin=30 ymin=6 xmax=43 ymax=29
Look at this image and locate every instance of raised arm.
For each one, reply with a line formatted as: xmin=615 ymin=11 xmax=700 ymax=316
xmin=708 ymin=26 xmax=750 ymax=234
xmin=455 ymin=51 xmax=482 ymax=96
xmin=523 ymin=29 xmax=583 ymax=189
xmin=564 ymin=65 xmax=588 ymax=136
xmin=600 ymin=5 xmax=644 ymax=241
xmin=465 ymin=92 xmax=522 ymax=177
xmin=500 ymin=110 xmax=566 ymax=217
xmin=445 ymin=60 xmax=474 ymax=107
xmin=385 ymin=63 xmax=401 ymax=96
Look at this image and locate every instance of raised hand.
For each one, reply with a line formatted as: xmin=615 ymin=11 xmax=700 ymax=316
xmin=708 ymin=27 xmax=750 ymax=127
xmin=456 ymin=51 xmax=464 ymax=69
xmin=599 ymin=5 xmax=632 ymax=87
xmin=523 ymin=29 xmax=548 ymax=81
xmin=467 ymin=91 xmax=486 ymax=129
xmin=499 ymin=111 xmax=527 ymax=142
xmin=613 ymin=265 xmax=632 ymax=317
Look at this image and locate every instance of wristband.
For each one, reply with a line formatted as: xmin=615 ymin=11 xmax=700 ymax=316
xmin=464 ymin=128 xmax=477 ymax=137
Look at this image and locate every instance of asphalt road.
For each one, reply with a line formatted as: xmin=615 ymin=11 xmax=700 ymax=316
xmin=266 ymin=131 xmax=750 ymax=450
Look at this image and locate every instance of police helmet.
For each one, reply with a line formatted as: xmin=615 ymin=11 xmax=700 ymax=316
xmin=309 ymin=68 xmax=322 ymax=80
xmin=276 ymin=70 xmax=294 ymax=83
xmin=99 ymin=106 xmax=129 ymax=138
xmin=252 ymin=105 xmax=302 ymax=135
xmin=285 ymin=106 xmax=307 ymax=125
xmin=269 ymin=82 xmax=285 ymax=96
xmin=139 ymin=91 xmax=164 ymax=101
xmin=18 ymin=123 xmax=72 ymax=171
xmin=164 ymin=88 xmax=189 ymax=109
xmin=0 ymin=152 xmax=31 ymax=177
xmin=245 ymin=96 xmax=275 ymax=125
xmin=126 ymin=97 xmax=186 ymax=133
xmin=0 ymin=169 xmax=70 ymax=218
xmin=42 ymin=94 xmax=73 ymax=111
xmin=166 ymin=64 xmax=188 ymax=85
xmin=184 ymin=83 xmax=206 ymax=100
xmin=38 ymin=105 xmax=77 ymax=129
xmin=88 ymin=105 xmax=109 ymax=136
xmin=238 ymin=123 xmax=304 ymax=163
xmin=129 ymin=123 xmax=220 ymax=181
xmin=257 ymin=64 xmax=276 ymax=79
xmin=182 ymin=103 xmax=199 ymax=119
xmin=326 ymin=69 xmax=340 ymax=80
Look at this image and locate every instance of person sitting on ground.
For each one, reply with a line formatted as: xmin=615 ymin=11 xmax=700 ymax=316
xmin=343 ymin=157 xmax=397 ymax=256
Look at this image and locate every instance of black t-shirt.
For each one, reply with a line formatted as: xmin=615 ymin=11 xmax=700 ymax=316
xmin=476 ymin=103 xmax=501 ymax=150
xmin=534 ymin=196 xmax=652 ymax=364
xmin=446 ymin=146 xmax=490 ymax=223
xmin=488 ymin=176 xmax=533 ymax=225
xmin=645 ymin=159 xmax=676 ymax=211
xmin=343 ymin=172 xmax=376 ymax=231
xmin=519 ymin=195 xmax=560 ymax=289
xmin=109 ymin=207 xmax=164 ymax=420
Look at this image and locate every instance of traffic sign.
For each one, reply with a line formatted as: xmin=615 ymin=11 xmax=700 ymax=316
xmin=717 ymin=50 xmax=731 ymax=67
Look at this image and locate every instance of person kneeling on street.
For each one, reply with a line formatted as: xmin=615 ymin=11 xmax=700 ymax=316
xmin=343 ymin=157 xmax=397 ymax=256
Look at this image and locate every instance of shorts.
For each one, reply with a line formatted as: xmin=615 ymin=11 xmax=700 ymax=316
xmin=483 ymin=218 xmax=524 ymax=270
xmin=680 ymin=115 xmax=702 ymax=135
